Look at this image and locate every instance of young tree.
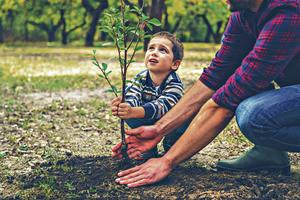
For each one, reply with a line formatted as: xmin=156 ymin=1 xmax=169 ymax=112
xmin=92 ymin=0 xmax=160 ymax=158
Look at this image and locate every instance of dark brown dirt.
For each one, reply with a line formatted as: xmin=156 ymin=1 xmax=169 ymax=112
xmin=6 ymin=156 xmax=300 ymax=200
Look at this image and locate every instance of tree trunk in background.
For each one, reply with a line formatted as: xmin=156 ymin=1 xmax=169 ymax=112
xmin=163 ymin=7 xmax=170 ymax=31
xmin=61 ymin=8 xmax=87 ymax=45
xmin=143 ymin=0 xmax=165 ymax=51
xmin=201 ymin=14 xmax=224 ymax=44
xmin=61 ymin=9 xmax=68 ymax=45
xmin=47 ymin=30 xmax=56 ymax=42
xmin=149 ymin=0 xmax=164 ymax=33
xmin=24 ymin=20 xmax=29 ymax=41
xmin=171 ymin=16 xmax=182 ymax=33
xmin=7 ymin=10 xmax=14 ymax=34
xmin=28 ymin=12 xmax=63 ymax=43
xmin=0 ymin=18 xmax=3 ymax=43
xmin=82 ymin=0 xmax=108 ymax=47
xmin=214 ymin=21 xmax=223 ymax=43
xmin=204 ymin=27 xmax=211 ymax=42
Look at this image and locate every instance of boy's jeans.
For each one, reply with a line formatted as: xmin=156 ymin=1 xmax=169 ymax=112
xmin=235 ymin=84 xmax=300 ymax=152
xmin=126 ymin=117 xmax=191 ymax=154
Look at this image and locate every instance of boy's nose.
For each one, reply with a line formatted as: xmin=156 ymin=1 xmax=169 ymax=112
xmin=150 ymin=49 xmax=158 ymax=56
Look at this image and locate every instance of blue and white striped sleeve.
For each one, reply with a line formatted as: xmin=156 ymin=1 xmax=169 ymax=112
xmin=124 ymin=71 xmax=145 ymax=107
xmin=142 ymin=78 xmax=184 ymax=120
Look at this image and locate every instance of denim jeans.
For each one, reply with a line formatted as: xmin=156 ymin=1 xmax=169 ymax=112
xmin=235 ymin=84 xmax=300 ymax=152
xmin=126 ymin=117 xmax=191 ymax=152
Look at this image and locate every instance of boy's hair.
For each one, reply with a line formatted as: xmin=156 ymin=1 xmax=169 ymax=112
xmin=152 ymin=31 xmax=184 ymax=61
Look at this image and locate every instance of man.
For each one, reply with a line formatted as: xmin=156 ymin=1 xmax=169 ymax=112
xmin=112 ymin=0 xmax=300 ymax=188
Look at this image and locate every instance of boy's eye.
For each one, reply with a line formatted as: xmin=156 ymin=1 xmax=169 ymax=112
xmin=148 ymin=46 xmax=154 ymax=50
xmin=160 ymin=48 xmax=167 ymax=53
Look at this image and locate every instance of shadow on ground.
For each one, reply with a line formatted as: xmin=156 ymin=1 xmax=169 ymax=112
xmin=5 ymin=156 xmax=300 ymax=199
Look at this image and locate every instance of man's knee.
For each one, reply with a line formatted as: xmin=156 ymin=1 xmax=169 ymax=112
xmin=236 ymin=97 xmax=255 ymax=135
xmin=235 ymin=97 xmax=273 ymax=141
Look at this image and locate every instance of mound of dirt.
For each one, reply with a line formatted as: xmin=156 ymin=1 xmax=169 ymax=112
xmin=9 ymin=156 xmax=300 ymax=199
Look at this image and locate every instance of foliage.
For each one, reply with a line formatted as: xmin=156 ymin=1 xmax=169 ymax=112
xmin=0 ymin=0 xmax=229 ymax=43
xmin=92 ymin=0 xmax=161 ymax=156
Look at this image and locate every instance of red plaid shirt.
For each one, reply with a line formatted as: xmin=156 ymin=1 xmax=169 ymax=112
xmin=200 ymin=0 xmax=300 ymax=111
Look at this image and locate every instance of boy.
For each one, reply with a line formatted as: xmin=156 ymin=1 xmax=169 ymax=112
xmin=111 ymin=31 xmax=188 ymax=159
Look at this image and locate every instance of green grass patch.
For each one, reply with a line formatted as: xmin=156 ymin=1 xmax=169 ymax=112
xmin=0 ymin=74 xmax=108 ymax=93
xmin=0 ymin=44 xmax=218 ymax=95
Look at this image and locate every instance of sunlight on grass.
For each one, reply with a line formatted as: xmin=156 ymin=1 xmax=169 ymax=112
xmin=0 ymin=42 xmax=218 ymax=94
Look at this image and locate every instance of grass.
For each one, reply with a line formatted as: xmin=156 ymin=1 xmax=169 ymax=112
xmin=0 ymin=42 xmax=219 ymax=93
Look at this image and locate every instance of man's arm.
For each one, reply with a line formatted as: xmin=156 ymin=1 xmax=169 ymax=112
xmin=155 ymin=79 xmax=214 ymax=137
xmin=115 ymin=99 xmax=233 ymax=187
xmin=164 ymin=99 xmax=233 ymax=166
xmin=112 ymin=80 xmax=214 ymax=159
xmin=212 ymin=7 xmax=300 ymax=111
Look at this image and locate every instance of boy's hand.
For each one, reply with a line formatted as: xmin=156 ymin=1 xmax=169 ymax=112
xmin=111 ymin=97 xmax=133 ymax=119
xmin=111 ymin=97 xmax=122 ymax=116
xmin=117 ymin=103 xmax=133 ymax=119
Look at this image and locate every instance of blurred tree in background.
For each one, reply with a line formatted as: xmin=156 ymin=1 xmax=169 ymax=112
xmin=0 ymin=0 xmax=230 ymax=46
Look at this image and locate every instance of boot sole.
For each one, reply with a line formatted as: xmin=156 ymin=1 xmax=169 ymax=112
xmin=216 ymin=165 xmax=291 ymax=175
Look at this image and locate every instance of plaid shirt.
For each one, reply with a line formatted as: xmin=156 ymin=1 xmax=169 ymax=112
xmin=200 ymin=0 xmax=300 ymax=111
xmin=125 ymin=70 xmax=183 ymax=120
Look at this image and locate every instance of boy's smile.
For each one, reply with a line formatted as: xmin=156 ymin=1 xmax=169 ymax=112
xmin=145 ymin=37 xmax=179 ymax=75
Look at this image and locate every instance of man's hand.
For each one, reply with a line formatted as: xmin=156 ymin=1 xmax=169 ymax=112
xmin=112 ymin=125 xmax=163 ymax=159
xmin=115 ymin=157 xmax=173 ymax=187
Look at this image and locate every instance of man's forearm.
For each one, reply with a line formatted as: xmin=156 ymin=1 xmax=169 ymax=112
xmin=164 ymin=99 xmax=234 ymax=167
xmin=156 ymin=80 xmax=214 ymax=137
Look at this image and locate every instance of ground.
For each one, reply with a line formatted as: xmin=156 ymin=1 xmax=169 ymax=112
xmin=0 ymin=44 xmax=299 ymax=199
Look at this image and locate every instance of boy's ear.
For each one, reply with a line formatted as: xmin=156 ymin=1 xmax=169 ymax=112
xmin=171 ymin=60 xmax=181 ymax=70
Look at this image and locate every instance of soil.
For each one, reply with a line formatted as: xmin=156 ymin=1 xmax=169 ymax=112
xmin=5 ymin=156 xmax=300 ymax=200
xmin=1 ymin=89 xmax=300 ymax=199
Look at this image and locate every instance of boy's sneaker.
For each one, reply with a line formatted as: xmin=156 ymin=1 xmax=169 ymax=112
xmin=140 ymin=146 xmax=158 ymax=160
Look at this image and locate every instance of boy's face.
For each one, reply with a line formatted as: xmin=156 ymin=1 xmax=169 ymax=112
xmin=145 ymin=37 xmax=180 ymax=74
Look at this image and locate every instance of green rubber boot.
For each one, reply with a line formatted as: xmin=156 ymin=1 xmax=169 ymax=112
xmin=216 ymin=145 xmax=290 ymax=174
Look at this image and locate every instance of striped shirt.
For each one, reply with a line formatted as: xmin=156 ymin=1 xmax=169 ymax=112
xmin=125 ymin=70 xmax=184 ymax=120
xmin=200 ymin=0 xmax=300 ymax=111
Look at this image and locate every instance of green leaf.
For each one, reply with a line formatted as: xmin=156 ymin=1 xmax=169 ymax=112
xmin=101 ymin=63 xmax=108 ymax=71
xmin=135 ymin=46 xmax=143 ymax=51
xmin=148 ymin=18 xmax=161 ymax=26
xmin=19 ymin=144 xmax=28 ymax=152
xmin=105 ymin=89 xmax=115 ymax=93
xmin=106 ymin=70 xmax=112 ymax=76
xmin=117 ymin=39 xmax=124 ymax=49
xmin=146 ymin=23 xmax=153 ymax=31
xmin=144 ymin=34 xmax=152 ymax=39
xmin=142 ymin=13 xmax=148 ymax=21
xmin=92 ymin=61 xmax=99 ymax=67
xmin=98 ymin=74 xmax=104 ymax=79
xmin=92 ymin=49 xmax=96 ymax=55
xmin=0 ymin=151 xmax=6 ymax=159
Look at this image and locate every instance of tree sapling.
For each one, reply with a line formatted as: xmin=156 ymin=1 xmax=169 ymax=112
xmin=92 ymin=0 xmax=161 ymax=159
